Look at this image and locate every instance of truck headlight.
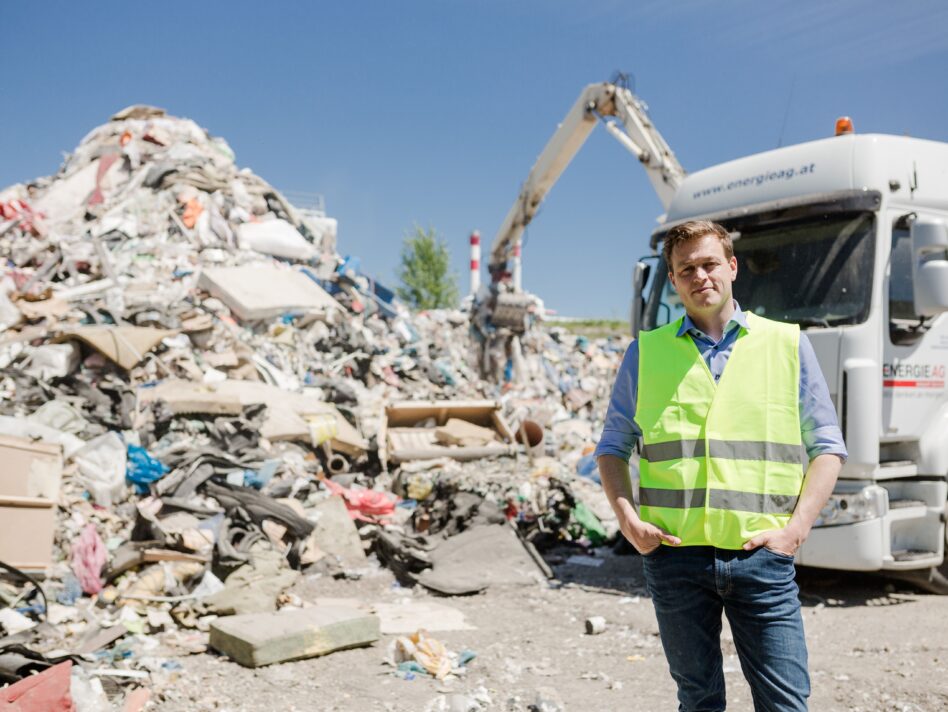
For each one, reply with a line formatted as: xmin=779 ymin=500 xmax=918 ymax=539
xmin=813 ymin=485 xmax=888 ymax=527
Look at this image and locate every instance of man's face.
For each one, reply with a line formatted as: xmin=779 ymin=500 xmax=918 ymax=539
xmin=668 ymin=234 xmax=738 ymax=317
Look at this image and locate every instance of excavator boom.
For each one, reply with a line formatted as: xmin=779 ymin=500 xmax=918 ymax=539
xmin=488 ymin=81 xmax=685 ymax=279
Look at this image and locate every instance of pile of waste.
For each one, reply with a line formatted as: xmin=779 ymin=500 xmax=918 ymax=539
xmin=0 ymin=106 xmax=626 ymax=707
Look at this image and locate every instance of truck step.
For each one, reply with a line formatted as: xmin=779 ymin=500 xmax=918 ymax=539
xmin=889 ymin=498 xmax=927 ymax=509
xmin=891 ymin=549 xmax=938 ymax=562
xmin=874 ymin=461 xmax=919 ymax=478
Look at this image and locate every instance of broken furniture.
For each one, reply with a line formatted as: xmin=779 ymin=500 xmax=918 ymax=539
xmin=381 ymin=400 xmax=516 ymax=467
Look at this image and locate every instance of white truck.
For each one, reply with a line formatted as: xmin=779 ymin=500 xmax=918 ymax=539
xmin=489 ymin=79 xmax=948 ymax=593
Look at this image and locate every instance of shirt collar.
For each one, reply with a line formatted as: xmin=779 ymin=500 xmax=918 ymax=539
xmin=677 ymin=301 xmax=749 ymax=338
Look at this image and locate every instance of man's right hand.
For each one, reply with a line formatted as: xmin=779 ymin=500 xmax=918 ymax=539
xmin=616 ymin=499 xmax=681 ymax=554
xmin=596 ymin=454 xmax=681 ymax=555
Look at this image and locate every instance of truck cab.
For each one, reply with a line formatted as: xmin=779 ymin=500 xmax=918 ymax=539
xmin=635 ymin=132 xmax=948 ymax=588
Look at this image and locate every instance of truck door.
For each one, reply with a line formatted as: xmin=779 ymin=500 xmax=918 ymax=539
xmin=634 ymin=256 xmax=687 ymax=336
xmin=883 ymin=212 xmax=948 ymax=469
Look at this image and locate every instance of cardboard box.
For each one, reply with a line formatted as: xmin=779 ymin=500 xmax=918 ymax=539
xmin=0 ymin=434 xmax=63 ymax=499
xmin=0 ymin=435 xmax=62 ymax=572
xmin=382 ymin=400 xmax=515 ymax=466
xmin=0 ymin=496 xmax=56 ymax=570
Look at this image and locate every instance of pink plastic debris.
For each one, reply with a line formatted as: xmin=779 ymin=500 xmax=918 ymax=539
xmin=323 ymin=479 xmax=398 ymax=522
xmin=87 ymin=153 xmax=121 ymax=206
xmin=71 ymin=523 xmax=108 ymax=595
xmin=0 ymin=198 xmax=45 ymax=236
xmin=0 ymin=660 xmax=75 ymax=711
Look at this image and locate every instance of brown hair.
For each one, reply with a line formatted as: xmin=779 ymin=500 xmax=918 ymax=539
xmin=662 ymin=220 xmax=733 ymax=269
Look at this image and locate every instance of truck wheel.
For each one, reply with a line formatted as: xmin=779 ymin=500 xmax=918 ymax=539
xmin=889 ymin=565 xmax=948 ymax=595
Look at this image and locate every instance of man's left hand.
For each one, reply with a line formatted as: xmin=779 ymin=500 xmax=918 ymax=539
xmin=742 ymin=525 xmax=804 ymax=557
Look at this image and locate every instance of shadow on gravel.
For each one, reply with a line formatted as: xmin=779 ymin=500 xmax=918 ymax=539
xmin=794 ymin=566 xmax=932 ymax=608
xmin=541 ymin=544 xmax=941 ymax=608
xmin=543 ymin=544 xmax=650 ymax=597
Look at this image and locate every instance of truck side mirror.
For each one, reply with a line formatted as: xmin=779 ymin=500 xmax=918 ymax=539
xmin=630 ymin=257 xmax=657 ymax=338
xmin=911 ymin=217 xmax=948 ymax=316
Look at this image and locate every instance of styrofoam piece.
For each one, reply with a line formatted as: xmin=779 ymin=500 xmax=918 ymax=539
xmin=300 ymin=214 xmax=337 ymax=252
xmin=32 ymin=160 xmax=99 ymax=222
xmin=0 ymin=416 xmax=85 ymax=459
xmin=237 ymin=218 xmax=317 ymax=261
xmin=198 ymin=265 xmax=340 ymax=321
xmin=23 ymin=343 xmax=80 ymax=380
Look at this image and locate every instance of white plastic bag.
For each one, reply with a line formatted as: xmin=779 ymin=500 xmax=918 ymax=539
xmin=23 ymin=343 xmax=80 ymax=379
xmin=237 ymin=218 xmax=317 ymax=261
xmin=73 ymin=432 xmax=127 ymax=507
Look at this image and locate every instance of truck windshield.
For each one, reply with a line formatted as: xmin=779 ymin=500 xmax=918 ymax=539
xmin=646 ymin=212 xmax=876 ymax=329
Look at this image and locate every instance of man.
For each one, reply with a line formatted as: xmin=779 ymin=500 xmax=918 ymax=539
xmin=595 ymin=220 xmax=846 ymax=711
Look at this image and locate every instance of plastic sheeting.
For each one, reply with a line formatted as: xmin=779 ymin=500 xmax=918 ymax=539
xmin=73 ymin=432 xmax=126 ymax=507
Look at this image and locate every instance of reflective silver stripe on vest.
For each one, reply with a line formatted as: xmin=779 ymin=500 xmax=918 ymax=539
xmin=639 ymin=487 xmax=706 ymax=509
xmin=709 ymin=490 xmax=799 ymax=514
xmin=641 ymin=440 xmax=706 ymax=461
xmin=642 ymin=439 xmax=805 ymax=465
xmin=640 ymin=487 xmax=798 ymax=514
xmin=707 ymin=440 xmax=805 ymax=465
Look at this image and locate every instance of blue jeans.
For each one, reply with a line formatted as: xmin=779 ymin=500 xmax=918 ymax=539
xmin=642 ymin=545 xmax=809 ymax=712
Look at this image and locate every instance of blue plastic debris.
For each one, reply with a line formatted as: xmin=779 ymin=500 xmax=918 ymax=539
xmin=57 ymin=573 xmax=83 ymax=606
xmin=576 ymin=454 xmax=601 ymax=485
xmin=337 ymin=255 xmax=362 ymax=278
xmin=303 ymin=257 xmax=403 ymax=319
xmin=396 ymin=661 xmax=428 ymax=679
xmin=94 ymin=641 xmax=134 ymax=663
xmin=126 ymin=445 xmax=169 ymax=494
xmin=243 ymin=459 xmax=280 ymax=489
xmin=299 ymin=266 xmax=341 ymax=295
xmin=15 ymin=603 xmax=45 ymax=617
xmin=434 ymin=358 xmax=457 ymax=386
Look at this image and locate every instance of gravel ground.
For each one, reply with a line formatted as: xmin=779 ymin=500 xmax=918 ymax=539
xmin=145 ymin=547 xmax=948 ymax=712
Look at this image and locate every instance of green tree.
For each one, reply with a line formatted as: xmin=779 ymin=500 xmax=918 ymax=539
xmin=396 ymin=225 xmax=460 ymax=310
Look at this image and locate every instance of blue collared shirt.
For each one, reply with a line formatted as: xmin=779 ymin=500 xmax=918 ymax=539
xmin=594 ymin=304 xmax=848 ymax=464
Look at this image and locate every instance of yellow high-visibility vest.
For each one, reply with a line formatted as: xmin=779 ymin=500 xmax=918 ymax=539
xmin=636 ymin=313 xmax=804 ymax=548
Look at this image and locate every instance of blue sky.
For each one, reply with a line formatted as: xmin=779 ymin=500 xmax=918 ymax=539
xmin=3 ymin=1 xmax=948 ymax=318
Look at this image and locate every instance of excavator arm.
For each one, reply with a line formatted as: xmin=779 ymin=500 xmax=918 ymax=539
xmin=487 ymin=81 xmax=685 ymax=281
